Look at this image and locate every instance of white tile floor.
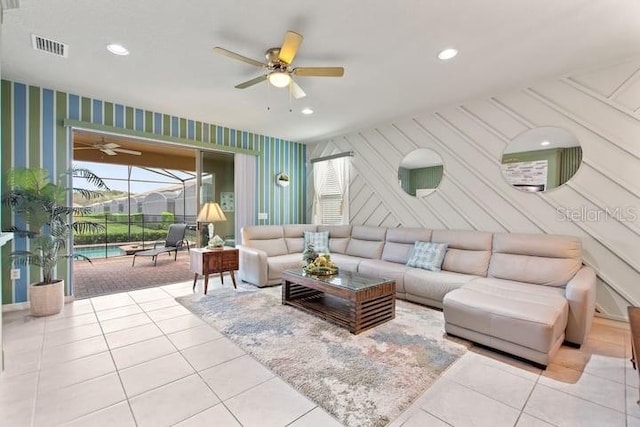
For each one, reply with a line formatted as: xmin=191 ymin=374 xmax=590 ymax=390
xmin=0 ymin=279 xmax=635 ymax=427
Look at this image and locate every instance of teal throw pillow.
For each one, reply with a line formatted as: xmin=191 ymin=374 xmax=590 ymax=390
xmin=406 ymin=241 xmax=448 ymax=271
xmin=304 ymin=231 xmax=330 ymax=254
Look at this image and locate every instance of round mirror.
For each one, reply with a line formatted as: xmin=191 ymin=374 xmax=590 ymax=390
xmin=501 ymin=127 xmax=582 ymax=193
xmin=398 ymin=148 xmax=444 ymax=197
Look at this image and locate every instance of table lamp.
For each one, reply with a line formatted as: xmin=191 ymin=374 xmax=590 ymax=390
xmin=197 ymin=202 xmax=227 ymax=248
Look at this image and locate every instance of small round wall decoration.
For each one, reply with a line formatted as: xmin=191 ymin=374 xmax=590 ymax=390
xmin=276 ymin=172 xmax=290 ymax=187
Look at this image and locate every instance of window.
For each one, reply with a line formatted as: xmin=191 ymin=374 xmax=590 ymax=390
xmin=312 ymin=157 xmax=349 ymax=225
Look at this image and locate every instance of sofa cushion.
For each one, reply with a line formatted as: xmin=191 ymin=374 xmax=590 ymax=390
xmin=404 ymin=268 xmax=478 ymax=303
xmin=318 ymin=225 xmax=352 ymax=237
xmin=241 ymin=225 xmax=288 ymax=257
xmin=304 ymin=231 xmax=330 ymax=254
xmin=489 ymin=254 xmax=581 ymax=287
xmin=489 ymin=233 xmax=582 ymax=287
xmin=406 ymin=241 xmax=448 ymax=271
xmin=432 ymin=229 xmax=493 ymax=250
xmin=444 ymin=279 xmax=569 ymax=353
xmin=283 ymin=224 xmax=317 ymax=253
xmin=267 ymin=254 xmax=305 ymax=281
xmin=382 ymin=228 xmax=432 ymax=264
xmin=432 ymin=229 xmax=492 ymax=276
xmin=442 ymin=249 xmax=491 ymax=277
xmin=351 ymin=225 xmax=387 ymax=241
xmin=330 ymin=253 xmax=364 ymax=273
xmin=492 ymin=232 xmax=581 ymax=259
xmin=345 ymin=226 xmax=386 ymax=259
xmin=318 ymin=225 xmax=352 ymax=254
xmin=358 ymin=259 xmax=410 ymax=293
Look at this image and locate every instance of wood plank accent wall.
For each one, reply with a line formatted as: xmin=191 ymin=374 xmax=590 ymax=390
xmin=1 ymin=80 xmax=306 ymax=305
xmin=309 ymin=57 xmax=640 ymax=320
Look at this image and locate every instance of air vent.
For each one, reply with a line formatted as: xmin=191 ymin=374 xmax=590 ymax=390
xmin=31 ymin=34 xmax=68 ymax=58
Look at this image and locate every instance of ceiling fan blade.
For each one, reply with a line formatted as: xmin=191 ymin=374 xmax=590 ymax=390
xmin=101 ymin=142 xmax=120 ymax=149
xmin=235 ymin=75 xmax=268 ymax=89
xmin=73 ymin=146 xmax=96 ymax=150
xmin=290 ymin=80 xmax=306 ymax=99
xmin=213 ymin=47 xmax=265 ymax=68
xmin=278 ymin=31 xmax=303 ymax=65
xmin=101 ymin=149 xmax=117 ymax=156
xmin=293 ymin=67 xmax=344 ymax=77
xmin=113 ymin=148 xmax=142 ymax=156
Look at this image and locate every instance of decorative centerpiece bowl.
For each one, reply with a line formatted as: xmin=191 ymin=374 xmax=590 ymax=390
xmin=303 ymin=251 xmax=339 ymax=276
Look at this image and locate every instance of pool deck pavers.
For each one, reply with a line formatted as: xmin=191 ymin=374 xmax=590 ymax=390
xmin=73 ymin=249 xmax=194 ymax=299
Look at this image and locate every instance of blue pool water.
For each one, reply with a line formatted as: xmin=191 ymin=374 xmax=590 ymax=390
xmin=74 ymin=246 xmax=126 ymax=259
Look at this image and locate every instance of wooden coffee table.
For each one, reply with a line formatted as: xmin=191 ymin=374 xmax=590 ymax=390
xmin=281 ymin=269 xmax=396 ymax=334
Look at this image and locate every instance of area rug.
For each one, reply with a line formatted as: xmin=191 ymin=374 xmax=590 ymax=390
xmin=177 ymin=286 xmax=469 ymax=427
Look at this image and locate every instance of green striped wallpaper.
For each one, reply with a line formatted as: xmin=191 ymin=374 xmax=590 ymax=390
xmin=560 ymin=146 xmax=583 ymax=185
xmin=1 ymin=79 xmax=306 ymax=305
xmin=398 ymin=166 xmax=443 ymax=196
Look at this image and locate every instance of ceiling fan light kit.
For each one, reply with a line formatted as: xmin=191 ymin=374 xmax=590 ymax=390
xmin=268 ymin=72 xmax=291 ymax=88
xmin=213 ymin=30 xmax=344 ymax=99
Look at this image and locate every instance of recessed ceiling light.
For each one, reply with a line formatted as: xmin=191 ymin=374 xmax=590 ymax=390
xmin=540 ymin=141 xmax=551 ymax=146
xmin=107 ymin=43 xmax=130 ymax=56
xmin=301 ymin=108 xmax=313 ymax=115
xmin=437 ymin=48 xmax=458 ymax=61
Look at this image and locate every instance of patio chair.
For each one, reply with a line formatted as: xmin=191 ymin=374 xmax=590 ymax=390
xmin=132 ymin=223 xmax=189 ymax=266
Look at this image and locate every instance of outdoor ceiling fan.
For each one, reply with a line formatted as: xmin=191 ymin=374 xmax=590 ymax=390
xmin=213 ymin=30 xmax=344 ymax=99
xmin=74 ymin=139 xmax=142 ymax=156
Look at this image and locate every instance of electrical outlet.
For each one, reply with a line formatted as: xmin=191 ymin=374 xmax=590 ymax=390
xmin=10 ymin=268 xmax=20 ymax=280
xmin=258 ymin=212 xmax=268 ymax=220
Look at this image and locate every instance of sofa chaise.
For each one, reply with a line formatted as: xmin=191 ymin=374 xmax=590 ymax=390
xmin=238 ymin=224 xmax=596 ymax=366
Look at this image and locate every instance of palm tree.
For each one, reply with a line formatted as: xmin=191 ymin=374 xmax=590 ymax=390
xmin=3 ymin=166 xmax=109 ymax=285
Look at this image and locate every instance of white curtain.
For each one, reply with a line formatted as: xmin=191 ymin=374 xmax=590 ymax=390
xmin=312 ymin=160 xmax=329 ymax=224
xmin=234 ymin=153 xmax=256 ymax=245
xmin=334 ymin=157 xmax=350 ymax=224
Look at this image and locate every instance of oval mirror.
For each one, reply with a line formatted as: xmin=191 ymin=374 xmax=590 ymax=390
xmin=501 ymin=127 xmax=582 ymax=192
xmin=398 ymin=148 xmax=444 ymax=197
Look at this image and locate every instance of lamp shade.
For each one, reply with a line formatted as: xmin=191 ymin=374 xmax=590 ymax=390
xmin=197 ymin=202 xmax=227 ymax=223
xmin=268 ymin=72 xmax=291 ymax=88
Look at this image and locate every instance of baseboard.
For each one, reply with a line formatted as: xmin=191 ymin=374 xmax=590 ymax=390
xmin=2 ymin=295 xmax=75 ymax=313
xmin=595 ymin=312 xmax=627 ymax=322
xmin=1 ymin=301 xmax=29 ymax=312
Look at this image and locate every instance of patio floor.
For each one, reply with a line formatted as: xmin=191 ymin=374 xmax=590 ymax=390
xmin=73 ymin=249 xmax=194 ymax=299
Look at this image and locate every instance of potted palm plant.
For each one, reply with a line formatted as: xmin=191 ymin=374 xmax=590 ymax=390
xmin=3 ymin=167 xmax=109 ymax=316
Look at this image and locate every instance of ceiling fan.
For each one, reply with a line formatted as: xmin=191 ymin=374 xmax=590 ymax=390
xmin=213 ymin=30 xmax=344 ymax=99
xmin=74 ymin=140 xmax=142 ymax=156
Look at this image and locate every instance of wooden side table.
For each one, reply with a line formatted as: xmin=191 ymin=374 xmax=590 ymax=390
xmin=190 ymin=247 xmax=239 ymax=294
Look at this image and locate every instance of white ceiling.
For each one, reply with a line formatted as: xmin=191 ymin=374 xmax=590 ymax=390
xmin=400 ymin=148 xmax=442 ymax=169
xmin=2 ymin=0 xmax=640 ymax=143
xmin=503 ymin=126 xmax=580 ymax=154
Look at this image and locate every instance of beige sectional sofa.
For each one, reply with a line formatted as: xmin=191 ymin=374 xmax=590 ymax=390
xmin=238 ymin=224 xmax=596 ymax=366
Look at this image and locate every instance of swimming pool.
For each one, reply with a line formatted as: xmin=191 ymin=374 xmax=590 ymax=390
xmin=74 ymin=246 xmax=126 ymax=259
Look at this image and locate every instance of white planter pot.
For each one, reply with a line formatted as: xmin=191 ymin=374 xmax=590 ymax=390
xmin=29 ymin=279 xmax=64 ymax=317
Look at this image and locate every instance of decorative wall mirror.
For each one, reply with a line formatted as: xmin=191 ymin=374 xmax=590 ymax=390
xmin=501 ymin=127 xmax=582 ymax=193
xmin=398 ymin=148 xmax=444 ymax=197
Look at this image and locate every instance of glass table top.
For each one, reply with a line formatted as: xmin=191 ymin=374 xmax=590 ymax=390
xmin=285 ymin=268 xmax=392 ymax=291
